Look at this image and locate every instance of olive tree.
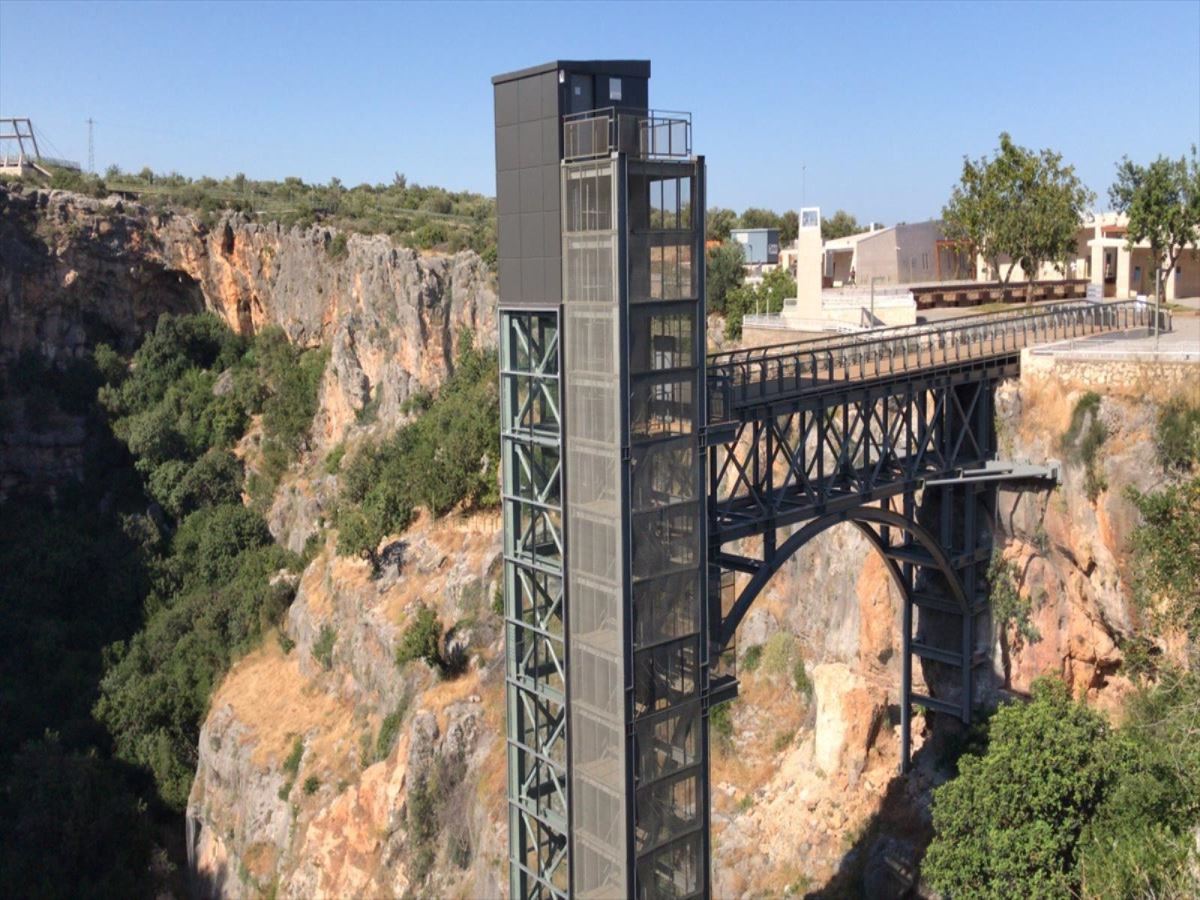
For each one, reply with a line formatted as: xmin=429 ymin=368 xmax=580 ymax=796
xmin=1109 ymin=147 xmax=1200 ymax=305
xmin=944 ymin=133 xmax=1094 ymax=299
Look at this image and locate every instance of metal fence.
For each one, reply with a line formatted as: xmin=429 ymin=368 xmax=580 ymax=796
xmin=563 ymin=108 xmax=692 ymax=162
xmin=708 ymin=299 xmax=1170 ymax=418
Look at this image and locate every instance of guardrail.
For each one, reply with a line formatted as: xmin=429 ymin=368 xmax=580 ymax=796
xmin=563 ymin=107 xmax=692 ymax=162
xmin=707 ymin=300 xmax=1170 ymax=418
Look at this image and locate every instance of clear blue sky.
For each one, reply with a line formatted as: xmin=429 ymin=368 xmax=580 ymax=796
xmin=2 ymin=0 xmax=1197 ymax=224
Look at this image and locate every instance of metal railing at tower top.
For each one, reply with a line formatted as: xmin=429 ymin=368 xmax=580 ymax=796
xmin=563 ymin=108 xmax=692 ymax=162
xmin=706 ymin=299 xmax=1171 ymax=420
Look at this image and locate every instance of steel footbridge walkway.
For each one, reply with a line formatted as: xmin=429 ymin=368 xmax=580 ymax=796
xmin=703 ymin=298 xmax=1169 ymax=769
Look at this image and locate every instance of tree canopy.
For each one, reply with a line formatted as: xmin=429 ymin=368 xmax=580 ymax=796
xmin=1109 ymin=147 xmax=1200 ymax=302
xmin=943 ymin=133 xmax=1094 ymax=294
xmin=820 ymin=209 xmax=868 ymax=241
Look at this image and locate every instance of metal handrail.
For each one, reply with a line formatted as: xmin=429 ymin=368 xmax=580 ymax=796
xmin=563 ymin=107 xmax=692 ymax=162
xmin=707 ymin=300 xmax=1170 ymax=417
xmin=709 ymin=299 xmax=1094 ymax=367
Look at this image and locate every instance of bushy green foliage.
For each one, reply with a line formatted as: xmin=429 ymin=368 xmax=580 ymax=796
xmin=1060 ymin=392 xmax=1107 ymax=500
xmin=375 ymin=693 xmax=411 ymax=763
xmin=337 ymin=333 xmax=498 ymax=563
xmin=1127 ymin=476 xmax=1200 ymax=645
xmin=0 ymin=733 xmax=156 ymax=898
xmin=740 ymin=644 xmax=763 ymax=672
xmin=283 ymin=737 xmax=304 ymax=779
xmin=312 ymin=624 xmax=337 ymax=671
xmin=792 ymin=658 xmax=813 ymax=700
xmin=761 ymin=631 xmax=798 ymax=679
xmin=396 ymin=604 xmax=460 ymax=677
xmin=924 ymin=678 xmax=1120 ymax=898
xmin=88 ymin=314 xmax=310 ymax=811
xmin=1077 ymin=669 xmax=1200 ymax=897
xmin=705 ymin=241 xmax=745 ymax=315
xmin=302 ymin=775 xmax=320 ymax=795
xmin=98 ymin=168 xmax=496 ymax=258
xmin=988 ymin=552 xmax=1041 ymax=644
xmin=710 ymin=700 xmax=734 ymax=752
xmin=723 ymin=268 xmax=797 ymax=339
xmin=1155 ymin=395 xmax=1200 ymax=472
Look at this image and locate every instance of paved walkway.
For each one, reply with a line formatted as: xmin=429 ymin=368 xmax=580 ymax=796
xmin=1031 ymin=316 xmax=1199 ymax=361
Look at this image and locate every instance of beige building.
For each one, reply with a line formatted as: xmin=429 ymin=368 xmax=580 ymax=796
xmin=975 ymin=212 xmax=1200 ymax=300
xmin=821 ymin=220 xmax=971 ymax=287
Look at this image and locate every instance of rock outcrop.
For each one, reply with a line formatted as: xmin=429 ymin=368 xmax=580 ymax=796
xmin=0 ymin=184 xmax=496 ymax=499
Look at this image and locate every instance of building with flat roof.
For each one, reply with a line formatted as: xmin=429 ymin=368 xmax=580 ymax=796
xmin=821 ymin=220 xmax=972 ymax=287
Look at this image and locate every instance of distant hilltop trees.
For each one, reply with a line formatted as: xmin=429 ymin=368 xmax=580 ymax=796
xmin=9 ymin=163 xmax=497 ymax=263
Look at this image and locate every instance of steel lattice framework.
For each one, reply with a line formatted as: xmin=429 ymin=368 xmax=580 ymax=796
xmin=704 ymin=299 xmax=1169 ymax=768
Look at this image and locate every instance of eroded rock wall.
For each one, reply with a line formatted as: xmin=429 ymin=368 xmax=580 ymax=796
xmin=0 ymin=184 xmax=496 ymax=499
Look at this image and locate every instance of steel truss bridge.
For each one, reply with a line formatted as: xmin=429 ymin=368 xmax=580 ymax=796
xmin=703 ymin=299 xmax=1168 ymax=770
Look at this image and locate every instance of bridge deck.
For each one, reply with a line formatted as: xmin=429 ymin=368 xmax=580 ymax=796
xmin=707 ymin=299 xmax=1167 ymax=420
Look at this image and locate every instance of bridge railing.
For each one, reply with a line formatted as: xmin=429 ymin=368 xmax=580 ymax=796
xmin=707 ymin=299 xmax=1169 ymax=417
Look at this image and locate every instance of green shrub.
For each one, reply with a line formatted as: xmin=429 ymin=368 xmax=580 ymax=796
xmin=375 ymin=694 xmax=411 ymax=763
xmin=335 ymin=332 xmax=498 ymax=560
xmin=1060 ymin=392 xmax=1107 ymax=500
xmin=312 ymin=624 xmax=337 ymax=670
xmin=792 ymin=658 xmax=813 ymax=700
xmin=1155 ymin=395 xmax=1200 ymax=472
xmin=302 ymin=775 xmax=320 ymax=795
xmin=1127 ymin=477 xmax=1200 ymax=645
xmin=277 ymin=633 xmax=296 ymax=654
xmin=988 ymin=552 xmax=1040 ymax=644
xmin=741 ymin=644 xmax=763 ymax=672
xmin=283 ymin=737 xmax=303 ymax=778
xmin=326 ymin=232 xmax=348 ymax=260
xmin=324 ymin=442 xmax=346 ymax=474
xmin=723 ymin=267 xmax=796 ymax=339
xmin=396 ymin=604 xmax=460 ymax=677
xmin=710 ymin=700 xmax=734 ymax=751
xmin=761 ymin=632 xmax=797 ymax=678
xmin=924 ymin=678 xmax=1120 ymax=898
xmin=1076 ymin=670 xmax=1200 ymax=897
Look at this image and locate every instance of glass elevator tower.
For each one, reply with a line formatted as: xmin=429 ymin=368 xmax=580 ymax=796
xmin=495 ymin=61 xmax=709 ymax=899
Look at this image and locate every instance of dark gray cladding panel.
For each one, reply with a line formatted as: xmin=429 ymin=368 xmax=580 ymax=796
xmin=494 ymin=66 xmax=565 ymax=309
xmin=494 ymin=61 xmax=653 ymax=310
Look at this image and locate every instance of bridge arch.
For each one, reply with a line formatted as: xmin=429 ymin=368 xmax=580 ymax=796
xmin=718 ymin=505 xmax=968 ymax=650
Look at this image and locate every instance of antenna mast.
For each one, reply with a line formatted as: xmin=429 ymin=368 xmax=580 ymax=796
xmin=87 ymin=118 xmax=95 ymax=174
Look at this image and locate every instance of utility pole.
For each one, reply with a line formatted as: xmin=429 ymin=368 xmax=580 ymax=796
xmin=86 ymin=118 xmax=94 ymax=174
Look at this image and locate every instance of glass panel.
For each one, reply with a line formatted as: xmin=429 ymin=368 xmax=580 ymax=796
xmin=634 ymin=637 xmax=699 ymax=717
xmin=630 ymin=374 xmax=696 ymax=442
xmin=630 ymin=309 xmax=696 ymax=373
xmin=630 ymin=439 xmax=697 ymax=511
xmin=631 ymin=503 xmax=699 ymax=581
xmin=635 ymin=701 xmax=700 ymax=784
xmin=632 ymin=570 xmax=700 ymax=647
xmin=634 ymin=769 xmax=700 ymax=853
xmin=636 ymin=832 xmax=702 ymax=900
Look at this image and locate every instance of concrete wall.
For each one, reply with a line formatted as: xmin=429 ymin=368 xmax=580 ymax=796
xmin=894 ymin=221 xmax=942 ymax=284
xmin=854 ymin=228 xmax=900 ymax=284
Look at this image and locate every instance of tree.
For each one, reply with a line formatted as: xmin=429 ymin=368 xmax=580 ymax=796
xmin=706 ymin=242 xmax=746 ymax=314
xmin=396 ymin=603 xmax=446 ymax=673
xmin=1109 ymin=147 xmax=1200 ymax=305
xmin=924 ymin=678 xmax=1121 ymax=899
xmin=944 ymin=133 xmax=1094 ymax=298
xmin=780 ymin=209 xmax=799 ymax=244
xmin=723 ymin=267 xmax=796 ymax=339
xmin=706 ymin=207 xmax=738 ymax=241
xmin=820 ymin=209 xmax=863 ymax=241
xmin=739 ymin=207 xmax=784 ymax=231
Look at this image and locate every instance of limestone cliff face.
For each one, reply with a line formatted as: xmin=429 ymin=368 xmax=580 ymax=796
xmin=186 ymin=358 xmax=1194 ymax=898
xmin=187 ymin=513 xmax=507 ymax=899
xmin=0 ymin=183 xmax=495 ymax=500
